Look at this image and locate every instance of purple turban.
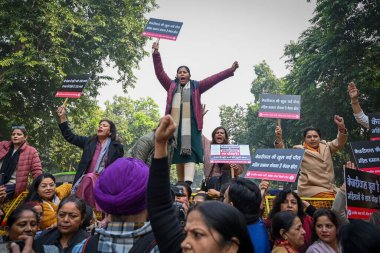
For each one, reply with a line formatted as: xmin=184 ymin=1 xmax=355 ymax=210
xmin=94 ymin=157 xmax=149 ymax=215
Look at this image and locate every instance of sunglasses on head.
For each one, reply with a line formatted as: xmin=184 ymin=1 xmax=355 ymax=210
xmin=12 ymin=125 xmax=26 ymax=130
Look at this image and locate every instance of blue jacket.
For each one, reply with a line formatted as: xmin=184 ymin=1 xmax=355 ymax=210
xmin=247 ymin=219 xmax=271 ymax=253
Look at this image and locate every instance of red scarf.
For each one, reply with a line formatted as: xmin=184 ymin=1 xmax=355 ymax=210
xmin=273 ymin=239 xmax=299 ymax=253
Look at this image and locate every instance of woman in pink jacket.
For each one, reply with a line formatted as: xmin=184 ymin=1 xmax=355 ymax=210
xmin=0 ymin=126 xmax=42 ymax=199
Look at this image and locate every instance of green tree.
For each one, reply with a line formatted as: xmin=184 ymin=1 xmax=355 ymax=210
xmin=219 ymin=104 xmax=248 ymax=144
xmin=0 ymin=0 xmax=156 ymax=171
xmin=220 ymin=62 xmax=285 ymax=148
xmin=103 ymin=96 xmax=160 ymax=151
xmin=282 ymin=0 xmax=380 ymax=184
xmin=46 ymin=100 xmax=103 ymax=173
xmin=283 ymin=0 xmax=380 ymax=143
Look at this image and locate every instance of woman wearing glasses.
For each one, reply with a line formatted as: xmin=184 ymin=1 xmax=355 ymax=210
xmin=0 ymin=125 xmax=42 ymax=199
xmin=25 ymin=173 xmax=72 ymax=229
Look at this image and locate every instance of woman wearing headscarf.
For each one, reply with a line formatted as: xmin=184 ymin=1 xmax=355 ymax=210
xmin=56 ymin=106 xmax=124 ymax=208
xmin=0 ymin=126 xmax=42 ymax=199
xmin=152 ymin=41 xmax=239 ymax=186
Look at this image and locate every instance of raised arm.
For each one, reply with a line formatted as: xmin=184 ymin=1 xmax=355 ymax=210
xmin=57 ymin=106 xmax=88 ymax=149
xmin=328 ymin=115 xmax=348 ymax=153
xmin=147 ymin=115 xmax=183 ymax=253
xmin=152 ymin=42 xmax=172 ymax=91
xmin=348 ymin=82 xmax=369 ymax=129
xmin=274 ymin=125 xmax=285 ymax=149
xmin=198 ymin=61 xmax=238 ymax=93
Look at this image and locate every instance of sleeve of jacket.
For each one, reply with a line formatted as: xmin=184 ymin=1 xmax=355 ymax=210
xmin=58 ymin=121 xmax=89 ymax=149
xmin=331 ymin=184 xmax=349 ymax=225
xmin=153 ymin=52 xmax=172 ymax=91
xmin=147 ymin=157 xmax=184 ymax=253
xmin=328 ymin=130 xmax=348 ymax=154
xmin=56 ymin=183 xmax=73 ymax=199
xmin=126 ymin=133 xmax=154 ymax=164
xmin=30 ymin=147 xmax=42 ymax=179
xmin=198 ymin=68 xmax=234 ymax=94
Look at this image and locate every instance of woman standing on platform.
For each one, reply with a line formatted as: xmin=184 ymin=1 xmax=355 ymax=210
xmin=152 ymin=41 xmax=239 ymax=186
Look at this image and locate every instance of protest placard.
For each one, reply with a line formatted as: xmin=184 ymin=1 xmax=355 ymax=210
xmin=210 ymin=144 xmax=251 ymax=164
xmin=350 ymin=140 xmax=380 ymax=175
xmin=369 ymin=113 xmax=380 ymax=141
xmin=258 ymin=94 xmax=301 ymax=120
xmin=55 ymin=74 xmax=91 ymax=99
xmin=142 ymin=18 xmax=183 ymax=41
xmin=345 ymin=167 xmax=380 ymax=219
xmin=245 ymin=149 xmax=304 ymax=182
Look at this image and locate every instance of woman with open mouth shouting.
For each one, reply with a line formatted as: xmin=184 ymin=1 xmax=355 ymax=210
xmin=56 ymin=105 xmax=124 ymax=209
xmin=152 ymin=41 xmax=239 ymax=186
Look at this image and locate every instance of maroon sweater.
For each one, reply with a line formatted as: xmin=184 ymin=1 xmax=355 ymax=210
xmin=153 ymin=52 xmax=234 ymax=131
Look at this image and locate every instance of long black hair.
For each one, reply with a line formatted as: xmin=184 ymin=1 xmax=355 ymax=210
xmin=189 ymin=201 xmax=253 ymax=253
xmin=25 ymin=173 xmax=56 ymax=203
xmin=228 ymin=178 xmax=261 ymax=224
xmin=211 ymin=126 xmax=229 ymax=144
xmin=269 ymin=189 xmax=306 ymax=220
xmin=311 ymin=208 xmax=339 ymax=243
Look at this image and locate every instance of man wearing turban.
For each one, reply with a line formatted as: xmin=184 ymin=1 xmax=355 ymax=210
xmin=72 ymin=157 xmax=159 ymax=253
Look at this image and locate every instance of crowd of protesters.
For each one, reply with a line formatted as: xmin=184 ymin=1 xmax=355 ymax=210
xmin=0 ymin=44 xmax=379 ymax=253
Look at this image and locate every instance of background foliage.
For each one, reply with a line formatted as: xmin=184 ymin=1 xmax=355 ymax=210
xmin=220 ymin=0 xmax=379 ymax=187
xmin=0 ymin=0 xmax=157 ymax=172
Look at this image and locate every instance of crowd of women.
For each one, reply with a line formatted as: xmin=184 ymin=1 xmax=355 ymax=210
xmin=0 ymin=42 xmax=379 ymax=252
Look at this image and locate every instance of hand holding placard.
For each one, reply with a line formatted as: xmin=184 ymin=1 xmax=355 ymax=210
xmin=231 ymin=61 xmax=239 ymax=72
xmin=275 ymin=125 xmax=283 ymax=144
xmin=152 ymin=39 xmax=160 ymax=54
xmin=57 ymin=106 xmax=67 ymax=123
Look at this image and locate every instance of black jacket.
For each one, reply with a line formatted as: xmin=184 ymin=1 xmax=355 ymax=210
xmin=59 ymin=121 xmax=124 ymax=184
xmin=33 ymin=227 xmax=88 ymax=253
xmin=147 ymin=157 xmax=184 ymax=253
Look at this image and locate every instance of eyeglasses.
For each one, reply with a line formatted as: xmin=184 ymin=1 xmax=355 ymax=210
xmin=11 ymin=125 xmax=26 ymax=130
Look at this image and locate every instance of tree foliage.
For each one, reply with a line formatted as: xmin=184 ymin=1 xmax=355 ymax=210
xmin=0 ymin=0 xmax=156 ymax=172
xmin=283 ymin=0 xmax=380 ymax=142
xmin=0 ymin=0 xmax=156 ymax=133
xmin=44 ymin=96 xmax=160 ymax=173
xmin=220 ymin=0 xmax=379 ymax=186
xmin=220 ymin=61 xmax=284 ymax=148
xmin=103 ymin=96 xmax=160 ymax=151
xmin=219 ymin=104 xmax=248 ymax=144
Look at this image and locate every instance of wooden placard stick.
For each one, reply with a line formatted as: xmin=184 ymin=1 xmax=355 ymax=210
xmin=62 ymin=97 xmax=68 ymax=106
